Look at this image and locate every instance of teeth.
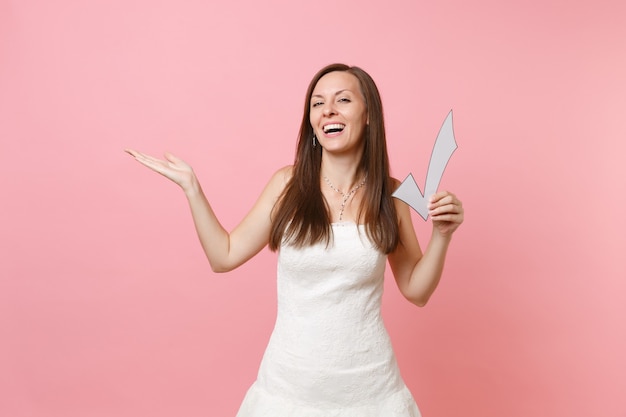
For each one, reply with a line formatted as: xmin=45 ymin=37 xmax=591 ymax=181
xmin=323 ymin=124 xmax=345 ymax=133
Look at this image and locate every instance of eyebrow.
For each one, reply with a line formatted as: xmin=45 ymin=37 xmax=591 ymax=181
xmin=311 ymin=89 xmax=352 ymax=100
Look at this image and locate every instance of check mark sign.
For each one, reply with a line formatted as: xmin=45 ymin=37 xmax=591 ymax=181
xmin=392 ymin=110 xmax=457 ymax=221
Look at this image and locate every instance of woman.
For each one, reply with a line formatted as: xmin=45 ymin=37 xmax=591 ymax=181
xmin=126 ymin=63 xmax=463 ymax=416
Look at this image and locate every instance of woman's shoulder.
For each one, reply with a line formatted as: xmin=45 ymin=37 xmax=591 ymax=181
xmin=272 ymin=165 xmax=294 ymax=186
xmin=263 ymin=165 xmax=294 ymax=196
xmin=275 ymin=164 xmax=294 ymax=177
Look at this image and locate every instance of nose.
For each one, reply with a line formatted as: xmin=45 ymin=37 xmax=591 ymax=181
xmin=322 ymin=102 xmax=336 ymax=116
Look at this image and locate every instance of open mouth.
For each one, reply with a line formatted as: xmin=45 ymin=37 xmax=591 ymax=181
xmin=323 ymin=123 xmax=345 ymax=134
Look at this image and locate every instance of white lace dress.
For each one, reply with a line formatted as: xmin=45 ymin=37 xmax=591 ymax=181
xmin=236 ymin=223 xmax=421 ymax=417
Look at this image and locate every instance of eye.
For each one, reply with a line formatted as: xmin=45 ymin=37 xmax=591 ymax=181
xmin=338 ymin=97 xmax=351 ymax=103
xmin=311 ymin=101 xmax=323 ymax=108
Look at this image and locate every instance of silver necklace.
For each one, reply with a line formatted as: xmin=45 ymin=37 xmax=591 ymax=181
xmin=323 ymin=176 xmax=366 ymax=221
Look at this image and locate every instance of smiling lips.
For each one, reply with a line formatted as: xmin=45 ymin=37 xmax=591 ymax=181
xmin=323 ymin=123 xmax=346 ymax=134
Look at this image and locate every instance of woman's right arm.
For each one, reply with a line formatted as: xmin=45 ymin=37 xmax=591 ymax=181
xmin=125 ymin=149 xmax=291 ymax=272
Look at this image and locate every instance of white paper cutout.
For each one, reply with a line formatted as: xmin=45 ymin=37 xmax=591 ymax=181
xmin=392 ymin=110 xmax=457 ymax=220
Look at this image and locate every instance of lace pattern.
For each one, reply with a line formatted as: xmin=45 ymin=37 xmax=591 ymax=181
xmin=236 ymin=223 xmax=421 ymax=417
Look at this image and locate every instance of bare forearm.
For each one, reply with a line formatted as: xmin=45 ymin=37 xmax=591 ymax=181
xmin=184 ymin=182 xmax=232 ymax=272
xmin=405 ymin=231 xmax=452 ymax=306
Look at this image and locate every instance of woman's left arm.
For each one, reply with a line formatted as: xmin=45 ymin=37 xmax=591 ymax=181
xmin=388 ymin=190 xmax=464 ymax=307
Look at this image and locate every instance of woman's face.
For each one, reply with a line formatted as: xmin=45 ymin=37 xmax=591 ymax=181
xmin=309 ymin=71 xmax=368 ymax=156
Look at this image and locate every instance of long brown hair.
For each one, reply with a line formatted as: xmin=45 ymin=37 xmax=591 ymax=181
xmin=269 ymin=63 xmax=399 ymax=253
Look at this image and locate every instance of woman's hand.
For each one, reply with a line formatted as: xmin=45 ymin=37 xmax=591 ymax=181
xmin=428 ymin=191 xmax=464 ymax=237
xmin=125 ymin=149 xmax=198 ymax=195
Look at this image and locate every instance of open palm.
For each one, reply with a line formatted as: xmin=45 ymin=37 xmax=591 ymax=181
xmin=125 ymin=149 xmax=196 ymax=193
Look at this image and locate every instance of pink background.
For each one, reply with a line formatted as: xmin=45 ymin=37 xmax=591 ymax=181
xmin=1 ymin=0 xmax=624 ymax=416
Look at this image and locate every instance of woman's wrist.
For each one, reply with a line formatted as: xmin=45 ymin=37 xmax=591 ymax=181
xmin=183 ymin=176 xmax=202 ymax=199
xmin=430 ymin=228 xmax=453 ymax=246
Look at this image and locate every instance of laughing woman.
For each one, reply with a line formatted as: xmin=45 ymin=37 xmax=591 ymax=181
xmin=126 ymin=63 xmax=464 ymax=416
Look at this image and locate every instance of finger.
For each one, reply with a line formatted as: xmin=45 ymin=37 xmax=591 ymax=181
xmin=429 ymin=195 xmax=456 ymax=211
xmin=163 ymin=152 xmax=190 ymax=169
xmin=128 ymin=152 xmax=172 ymax=175
xmin=133 ymin=152 xmax=168 ymax=167
xmin=126 ymin=148 xmax=153 ymax=162
xmin=432 ymin=206 xmax=464 ymax=221
xmin=428 ymin=191 xmax=455 ymax=206
xmin=429 ymin=204 xmax=461 ymax=218
xmin=134 ymin=158 xmax=167 ymax=175
xmin=125 ymin=148 xmax=157 ymax=162
xmin=430 ymin=195 xmax=463 ymax=214
xmin=164 ymin=151 xmax=181 ymax=163
xmin=431 ymin=213 xmax=463 ymax=224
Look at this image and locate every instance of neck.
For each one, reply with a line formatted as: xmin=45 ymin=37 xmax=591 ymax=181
xmin=320 ymin=152 xmax=364 ymax=191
